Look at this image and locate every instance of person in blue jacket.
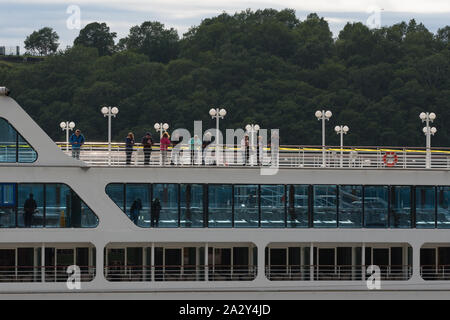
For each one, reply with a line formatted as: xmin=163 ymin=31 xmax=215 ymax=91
xmin=70 ymin=129 xmax=85 ymax=159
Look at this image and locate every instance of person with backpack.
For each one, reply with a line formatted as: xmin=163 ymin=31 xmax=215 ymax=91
xmin=70 ymin=129 xmax=85 ymax=160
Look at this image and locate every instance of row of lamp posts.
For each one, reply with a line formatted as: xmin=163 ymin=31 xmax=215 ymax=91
xmin=61 ymin=107 xmax=438 ymax=168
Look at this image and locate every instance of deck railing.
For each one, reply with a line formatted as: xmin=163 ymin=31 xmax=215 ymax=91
xmin=0 ymin=265 xmax=96 ymax=283
xmin=57 ymin=142 xmax=450 ymax=169
xmin=266 ymin=265 xmax=412 ymax=281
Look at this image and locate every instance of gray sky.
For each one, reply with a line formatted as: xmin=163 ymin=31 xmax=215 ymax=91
xmin=1 ymin=0 xmax=449 ymax=52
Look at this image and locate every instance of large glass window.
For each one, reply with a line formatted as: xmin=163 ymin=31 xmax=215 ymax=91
xmin=0 ymin=184 xmax=16 ymax=228
xmin=208 ymin=185 xmax=233 ymax=228
xmin=416 ymin=187 xmax=436 ymax=229
xmin=45 ymin=184 xmax=71 ymax=228
xmin=390 ymin=186 xmax=412 ymax=228
xmin=287 ymin=185 xmax=309 ymax=228
xmin=180 ymin=184 xmax=204 ymax=228
xmin=364 ymin=186 xmax=388 ymax=228
xmin=261 ymin=185 xmax=285 ymax=228
xmin=153 ymin=184 xmax=179 ymax=228
xmin=438 ymin=187 xmax=450 ymax=229
xmin=0 ymin=118 xmax=37 ymax=163
xmin=18 ymin=184 xmax=44 ymax=228
xmin=339 ymin=185 xmax=363 ymax=228
xmin=313 ymin=185 xmax=337 ymax=228
xmin=126 ymin=184 xmax=151 ymax=228
xmin=234 ymin=185 xmax=259 ymax=228
xmin=106 ymin=184 xmax=124 ymax=211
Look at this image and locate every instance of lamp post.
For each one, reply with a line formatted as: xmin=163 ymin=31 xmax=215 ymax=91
xmin=60 ymin=121 xmax=75 ymax=152
xmin=209 ymin=108 xmax=227 ymax=166
xmin=315 ymin=110 xmax=332 ymax=167
xmin=246 ymin=124 xmax=260 ymax=166
xmin=154 ymin=123 xmax=170 ymax=139
xmin=420 ymin=112 xmax=437 ymax=169
xmin=101 ymin=106 xmax=119 ymax=166
xmin=334 ymin=125 xmax=349 ymax=168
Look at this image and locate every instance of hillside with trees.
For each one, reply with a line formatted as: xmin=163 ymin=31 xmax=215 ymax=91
xmin=0 ymin=9 xmax=449 ymax=147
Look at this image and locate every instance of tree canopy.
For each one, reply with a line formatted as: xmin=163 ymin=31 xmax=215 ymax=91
xmin=3 ymin=9 xmax=449 ymax=148
xmin=74 ymin=22 xmax=117 ymax=56
xmin=24 ymin=27 xmax=59 ymax=56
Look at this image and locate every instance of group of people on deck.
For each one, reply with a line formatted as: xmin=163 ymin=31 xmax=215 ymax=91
xmin=69 ymin=128 xmax=271 ymax=166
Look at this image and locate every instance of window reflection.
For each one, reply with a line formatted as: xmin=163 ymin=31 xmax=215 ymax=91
xmin=208 ymin=185 xmax=232 ymax=228
xmin=313 ymin=185 xmax=337 ymax=228
xmin=153 ymin=184 xmax=179 ymax=228
xmin=261 ymin=185 xmax=285 ymax=228
xmin=180 ymin=184 xmax=204 ymax=228
xmin=339 ymin=186 xmax=362 ymax=228
xmin=0 ymin=118 xmax=37 ymax=163
xmin=390 ymin=186 xmax=412 ymax=228
xmin=287 ymin=185 xmax=309 ymax=228
xmin=364 ymin=186 xmax=388 ymax=228
xmin=416 ymin=187 xmax=436 ymax=229
xmin=438 ymin=187 xmax=450 ymax=229
xmin=234 ymin=185 xmax=259 ymax=228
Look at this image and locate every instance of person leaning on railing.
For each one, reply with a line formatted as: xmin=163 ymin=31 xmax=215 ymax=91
xmin=142 ymin=132 xmax=153 ymax=165
xmin=125 ymin=132 xmax=135 ymax=165
xmin=69 ymin=129 xmax=85 ymax=160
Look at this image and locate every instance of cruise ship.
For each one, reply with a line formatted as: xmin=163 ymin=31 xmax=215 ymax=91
xmin=1 ymin=86 xmax=450 ymax=299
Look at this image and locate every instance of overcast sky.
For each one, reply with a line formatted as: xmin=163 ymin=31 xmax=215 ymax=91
xmin=1 ymin=0 xmax=449 ymax=52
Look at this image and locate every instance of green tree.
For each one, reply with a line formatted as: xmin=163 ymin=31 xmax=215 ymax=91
xmin=118 ymin=21 xmax=180 ymax=63
xmin=24 ymin=27 xmax=59 ymax=56
xmin=74 ymin=22 xmax=117 ymax=56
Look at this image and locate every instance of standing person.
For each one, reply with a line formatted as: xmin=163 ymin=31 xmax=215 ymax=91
xmin=70 ymin=129 xmax=85 ymax=160
xmin=130 ymin=198 xmax=142 ymax=225
xmin=151 ymin=198 xmax=162 ymax=227
xmin=142 ymin=132 xmax=153 ymax=165
xmin=23 ymin=194 xmax=37 ymax=227
xmin=241 ymin=135 xmax=250 ymax=166
xmin=189 ymin=135 xmax=202 ymax=165
xmin=170 ymin=133 xmax=182 ymax=165
xmin=125 ymin=132 xmax=135 ymax=165
xmin=160 ymin=132 xmax=171 ymax=166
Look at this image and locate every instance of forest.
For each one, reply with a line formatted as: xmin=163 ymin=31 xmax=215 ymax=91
xmin=0 ymin=9 xmax=449 ymax=147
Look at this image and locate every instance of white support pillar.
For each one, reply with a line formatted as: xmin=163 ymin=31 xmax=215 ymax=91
xmin=41 ymin=243 xmax=45 ymax=283
xmin=151 ymin=243 xmax=155 ymax=282
xmin=205 ymin=243 xmax=209 ymax=282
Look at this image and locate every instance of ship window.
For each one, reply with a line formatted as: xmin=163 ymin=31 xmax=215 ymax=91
xmin=180 ymin=184 xmax=204 ymax=228
xmin=339 ymin=185 xmax=363 ymax=228
xmin=438 ymin=187 xmax=450 ymax=229
xmin=0 ymin=118 xmax=37 ymax=163
xmin=153 ymin=184 xmax=179 ymax=228
xmin=286 ymin=185 xmax=309 ymax=228
xmin=313 ymin=185 xmax=337 ymax=228
xmin=416 ymin=187 xmax=436 ymax=229
xmin=260 ymin=185 xmax=285 ymax=228
xmin=234 ymin=185 xmax=259 ymax=228
xmin=126 ymin=184 xmax=151 ymax=228
xmin=106 ymin=184 xmax=124 ymax=211
xmin=0 ymin=183 xmax=98 ymax=229
xmin=208 ymin=185 xmax=233 ymax=228
xmin=364 ymin=186 xmax=389 ymax=228
xmin=390 ymin=186 xmax=412 ymax=228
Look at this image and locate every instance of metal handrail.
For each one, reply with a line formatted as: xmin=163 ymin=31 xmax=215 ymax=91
xmin=55 ymin=142 xmax=450 ymax=170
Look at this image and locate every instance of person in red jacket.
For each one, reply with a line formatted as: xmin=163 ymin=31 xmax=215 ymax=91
xmin=160 ymin=132 xmax=171 ymax=166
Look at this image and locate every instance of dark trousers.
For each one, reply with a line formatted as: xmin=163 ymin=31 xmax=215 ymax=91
xmin=151 ymin=212 xmax=160 ymax=227
xmin=24 ymin=211 xmax=33 ymax=227
xmin=126 ymin=150 xmax=133 ymax=165
xmin=144 ymin=149 xmax=151 ymax=165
